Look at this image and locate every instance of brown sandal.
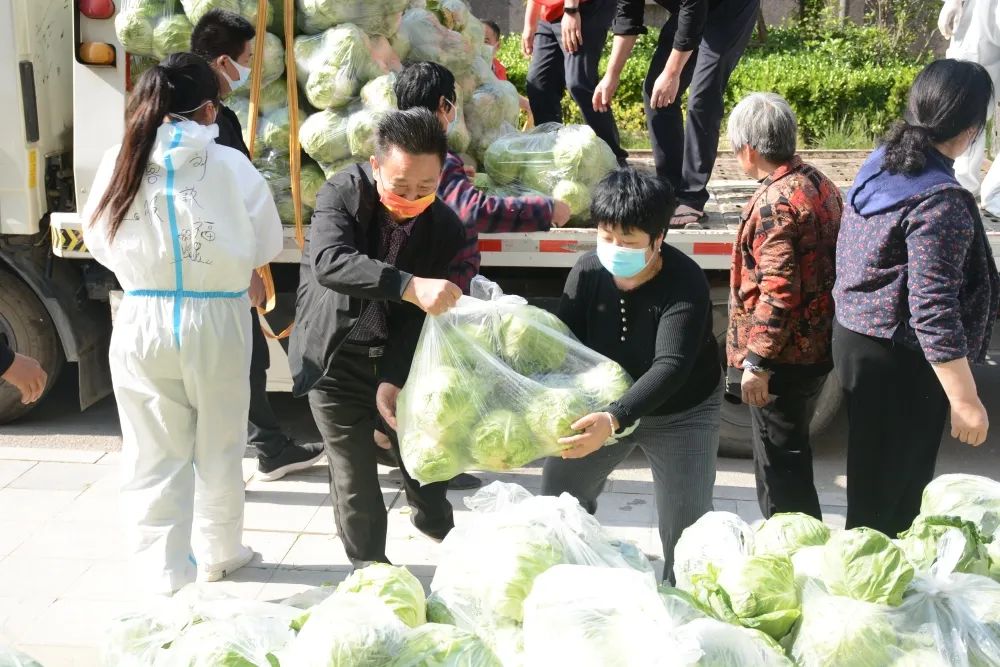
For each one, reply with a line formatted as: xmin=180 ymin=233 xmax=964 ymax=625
xmin=670 ymin=205 xmax=706 ymax=228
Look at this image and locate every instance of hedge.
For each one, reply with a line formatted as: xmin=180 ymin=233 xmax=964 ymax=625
xmin=497 ymin=24 xmax=925 ymax=145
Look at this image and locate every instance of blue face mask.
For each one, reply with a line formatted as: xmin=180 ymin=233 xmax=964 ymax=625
xmin=596 ymin=241 xmax=654 ymax=278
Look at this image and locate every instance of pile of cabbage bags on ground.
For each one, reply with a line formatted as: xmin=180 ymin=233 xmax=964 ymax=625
xmin=118 ymin=0 xmax=594 ymax=227
xmin=397 ymin=277 xmax=634 ymax=484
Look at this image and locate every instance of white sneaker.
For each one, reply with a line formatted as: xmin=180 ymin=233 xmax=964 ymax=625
xmin=200 ymin=545 xmax=257 ymax=583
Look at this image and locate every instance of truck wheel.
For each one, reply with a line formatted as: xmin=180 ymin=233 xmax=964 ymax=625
xmin=711 ymin=288 xmax=844 ymax=458
xmin=0 ymin=270 xmax=64 ymax=423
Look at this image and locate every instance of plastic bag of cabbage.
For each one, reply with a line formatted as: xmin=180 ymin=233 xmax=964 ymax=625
xmin=180 ymin=0 xmax=281 ymax=30
xmin=297 ymin=0 xmax=410 ymax=37
xmin=294 ymin=24 xmax=389 ymax=109
xmin=426 ymin=482 xmax=653 ymax=661
xmin=115 ymin=0 xmax=193 ymax=60
xmin=253 ymin=150 xmax=326 ymax=225
xmin=918 ymin=473 xmax=1000 ymax=579
xmin=396 ymin=277 xmax=634 ymax=484
xmin=484 ymin=123 xmax=620 ymax=221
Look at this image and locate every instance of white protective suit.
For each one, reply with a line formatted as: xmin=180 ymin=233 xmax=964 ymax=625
xmin=82 ymin=120 xmax=283 ymax=594
xmin=942 ymin=0 xmax=1000 ymax=212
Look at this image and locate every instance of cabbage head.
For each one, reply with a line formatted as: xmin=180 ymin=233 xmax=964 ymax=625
xmin=674 ymin=512 xmax=754 ymax=591
xmin=692 ymin=554 xmax=801 ymax=640
xmin=234 ymin=76 xmax=289 ymax=114
xmin=921 ymin=473 xmax=1000 ymax=537
xmin=472 ymin=172 xmax=495 ymax=190
xmin=398 ymin=365 xmax=481 ymax=448
xmin=181 ymin=0 xmax=240 ymax=25
xmin=435 ymin=0 xmax=470 ymax=31
xmin=470 ymin=409 xmax=541 ymax=471
xmin=483 ymin=142 xmax=521 ymax=185
xmin=286 ymin=593 xmax=407 ymax=667
xmin=388 ymin=623 xmax=502 ymax=667
xmin=791 ymin=584 xmax=897 ymax=667
xmin=115 ymin=10 xmax=156 ymax=56
xmin=360 ymin=74 xmax=398 ymax=112
xmin=524 ymin=388 xmax=589 ymax=452
xmin=498 ymin=306 xmax=570 ymax=375
xmin=301 ymin=163 xmax=327 ymax=210
xmin=300 ymin=108 xmax=353 ymax=164
xmin=819 ymin=527 xmax=914 ymax=606
xmin=258 ymin=105 xmax=306 ymax=156
xmin=348 ymin=109 xmax=385 ymax=158
xmin=678 ymin=618 xmax=794 ymax=667
xmin=336 ymin=564 xmax=427 ymax=628
xmin=239 ymin=0 xmax=276 ymax=31
xmin=249 ymin=32 xmax=285 ymax=89
xmin=551 ymin=125 xmax=594 ymax=176
xmin=447 ymin=115 xmax=471 ymax=155
xmin=897 ymin=515 xmax=992 ymax=576
xmin=295 ymin=25 xmax=378 ymax=109
xmin=391 ymin=30 xmax=411 ymax=60
xmin=400 ymin=430 xmax=466 ymax=484
xmin=754 ymin=513 xmax=831 ymax=559
xmin=159 ymin=616 xmax=294 ymax=667
xmin=552 ymin=180 xmax=591 ymax=218
xmin=152 ymin=14 xmax=193 ymax=60
xmin=575 ymin=360 xmax=631 ymax=407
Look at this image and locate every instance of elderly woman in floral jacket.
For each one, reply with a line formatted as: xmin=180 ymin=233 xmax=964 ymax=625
xmin=725 ymin=93 xmax=843 ymax=522
xmin=834 ymin=59 xmax=1000 ymax=537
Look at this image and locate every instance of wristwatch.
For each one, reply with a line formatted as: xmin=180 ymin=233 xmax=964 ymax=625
xmin=564 ymin=6 xmax=580 ymax=15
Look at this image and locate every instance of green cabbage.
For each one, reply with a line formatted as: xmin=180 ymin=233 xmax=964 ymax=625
xmin=674 ymin=512 xmax=755 ymax=592
xmin=472 ymin=172 xmax=495 ymax=190
xmin=233 ymin=76 xmax=289 ymax=114
xmin=575 ymin=360 xmax=631 ymax=406
xmin=159 ymin=616 xmax=294 ymax=667
xmin=301 ymin=162 xmax=327 ymax=210
xmin=257 ymin=105 xmax=305 ymax=156
xmin=400 ymin=430 xmax=466 ymax=484
xmin=433 ymin=0 xmax=471 ymax=31
xmin=819 ymin=527 xmax=915 ymax=606
xmin=469 ymin=409 xmax=541 ymax=470
xmin=551 ymin=180 xmax=590 ymax=218
xmin=399 ymin=9 xmax=477 ymax=79
xmin=498 ymin=306 xmax=570 ymax=375
xmin=921 ymin=474 xmax=1000 ymax=537
xmin=360 ymin=74 xmax=398 ymax=111
xmin=790 ymin=585 xmax=897 ymax=667
xmin=128 ymin=55 xmax=159 ymax=88
xmin=239 ymin=0 xmax=276 ymax=31
xmin=298 ymin=0 xmax=409 ymax=36
xmin=678 ymin=618 xmax=794 ymax=667
xmin=447 ymin=115 xmax=471 ymax=155
xmin=295 ymin=25 xmax=381 ymax=109
xmin=300 ymin=108 xmax=353 ymax=164
xmin=347 ymin=109 xmax=385 ymax=158
xmin=897 ymin=515 xmax=992 ymax=576
xmin=692 ymin=554 xmax=801 ymax=640
xmin=388 ymin=623 xmax=502 ymax=667
xmin=116 ymin=10 xmax=156 ymax=56
xmin=180 ymin=0 xmax=241 ymax=25
xmin=483 ymin=142 xmax=521 ymax=185
xmin=524 ymin=388 xmax=589 ymax=452
xmin=250 ymin=32 xmax=285 ymax=89
xmin=336 ymin=564 xmax=427 ymax=628
xmin=754 ymin=513 xmax=831 ymax=559
xmin=286 ymin=593 xmax=407 ymax=667
xmin=152 ymin=14 xmax=193 ymax=60
xmin=398 ymin=366 xmax=481 ymax=451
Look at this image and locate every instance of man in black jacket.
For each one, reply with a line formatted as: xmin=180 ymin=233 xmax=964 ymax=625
xmin=593 ymin=0 xmax=759 ymax=226
xmin=192 ymin=10 xmax=325 ymax=482
xmin=288 ymin=109 xmax=466 ymax=570
xmin=1 ymin=337 xmax=47 ymax=405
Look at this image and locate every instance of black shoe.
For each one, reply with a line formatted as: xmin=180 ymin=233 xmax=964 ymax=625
xmin=257 ymin=441 xmax=326 ymax=482
xmin=409 ymin=513 xmax=451 ymax=543
xmin=447 ymin=472 xmax=483 ymax=490
xmin=375 ymin=447 xmax=399 ymax=468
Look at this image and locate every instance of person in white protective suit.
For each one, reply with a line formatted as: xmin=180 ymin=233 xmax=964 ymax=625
xmin=940 ymin=0 xmax=1000 ymax=212
xmin=81 ymin=53 xmax=284 ymax=595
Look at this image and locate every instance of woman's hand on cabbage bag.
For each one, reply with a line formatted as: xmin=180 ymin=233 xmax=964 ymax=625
xmin=558 ymin=412 xmax=617 ymax=459
xmin=376 ymin=382 xmax=402 ymax=431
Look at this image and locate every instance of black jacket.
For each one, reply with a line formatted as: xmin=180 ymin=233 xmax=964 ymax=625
xmin=288 ymin=163 xmax=466 ymax=396
xmin=216 ymin=104 xmax=250 ymax=159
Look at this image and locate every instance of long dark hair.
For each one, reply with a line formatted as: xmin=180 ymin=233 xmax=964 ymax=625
xmin=91 ymin=52 xmax=219 ymax=241
xmin=882 ymin=59 xmax=994 ymax=175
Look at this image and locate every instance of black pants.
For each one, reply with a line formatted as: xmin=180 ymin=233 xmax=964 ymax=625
xmin=833 ymin=322 xmax=948 ymax=537
xmin=645 ymin=0 xmax=758 ymax=210
xmin=307 ymin=346 xmax=454 ymax=565
xmin=750 ymin=372 xmax=826 ymax=521
xmin=526 ymin=0 xmax=627 ymax=160
xmin=248 ymin=309 xmax=291 ymax=458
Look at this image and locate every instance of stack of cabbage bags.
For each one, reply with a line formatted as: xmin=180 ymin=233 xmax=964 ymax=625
xmin=482 ymin=122 xmax=620 ymax=221
xmin=396 ymin=277 xmax=634 ymax=485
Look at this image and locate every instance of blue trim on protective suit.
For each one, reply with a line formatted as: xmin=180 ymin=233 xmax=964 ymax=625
xmin=164 ymin=124 xmax=185 ymax=345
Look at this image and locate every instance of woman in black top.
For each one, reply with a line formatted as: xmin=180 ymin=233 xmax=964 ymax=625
xmin=543 ymin=168 xmax=722 ymax=582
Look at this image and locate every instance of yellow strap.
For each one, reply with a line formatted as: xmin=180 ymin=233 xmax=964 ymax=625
xmin=285 ymin=0 xmax=305 ymax=251
xmin=246 ymin=1 xmax=269 ymax=158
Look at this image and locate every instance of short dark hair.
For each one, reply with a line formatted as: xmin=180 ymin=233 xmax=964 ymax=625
xmin=190 ymin=9 xmax=255 ymax=61
xmin=883 ymin=59 xmax=994 ymax=175
xmin=375 ymin=108 xmax=448 ymax=163
xmin=394 ymin=62 xmax=456 ymax=113
xmin=483 ymin=20 xmax=501 ymax=41
xmin=591 ymin=168 xmax=676 ymax=240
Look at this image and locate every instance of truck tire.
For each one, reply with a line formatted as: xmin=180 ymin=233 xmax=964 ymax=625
xmin=0 ymin=270 xmax=64 ymax=423
xmin=711 ymin=288 xmax=843 ymax=458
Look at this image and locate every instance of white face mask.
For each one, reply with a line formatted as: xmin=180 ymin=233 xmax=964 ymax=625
xmin=225 ymin=59 xmax=251 ymax=93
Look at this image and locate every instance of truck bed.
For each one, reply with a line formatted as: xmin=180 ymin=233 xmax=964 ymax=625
xmin=50 ymin=150 xmax=1000 ymax=267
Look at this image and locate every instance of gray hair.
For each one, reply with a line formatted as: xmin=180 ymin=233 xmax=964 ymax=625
xmin=727 ymin=92 xmax=798 ymax=163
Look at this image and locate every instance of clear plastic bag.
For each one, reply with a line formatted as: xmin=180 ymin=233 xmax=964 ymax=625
xmin=158 ymin=615 xmax=295 ymax=667
xmin=521 ymin=564 xmax=703 ymax=667
xmin=675 ymin=618 xmax=795 ymax=667
xmin=336 ymin=563 xmax=427 ymax=628
xmin=297 ymin=0 xmax=410 ymax=36
xmin=254 ymin=150 xmax=325 ymax=225
xmin=397 ymin=277 xmax=635 ymax=485
xmin=0 ymin=645 xmax=43 ymax=667
xmin=673 ymin=511 xmax=755 ymax=591
xmin=465 ymin=81 xmax=521 ymax=161
xmin=388 ymin=623 xmax=503 ymax=667
xmin=181 ymin=0 xmax=280 ymax=29
xmin=398 ymin=9 xmax=477 ymax=77
xmin=483 ymin=122 xmax=620 ymax=219
xmin=294 ymin=24 xmax=387 ymax=109
xmin=249 ymin=32 xmax=286 ymax=89
xmin=282 ymin=592 xmax=408 ymax=667
xmin=115 ymin=0 xmax=193 ymax=60
xmin=427 ymin=482 xmax=653 ymax=655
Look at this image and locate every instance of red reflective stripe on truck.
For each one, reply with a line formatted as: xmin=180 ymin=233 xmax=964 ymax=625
xmin=479 ymin=239 xmax=503 ymax=252
xmin=539 ymin=239 xmax=577 ymax=253
xmin=693 ymin=242 xmax=732 ymax=255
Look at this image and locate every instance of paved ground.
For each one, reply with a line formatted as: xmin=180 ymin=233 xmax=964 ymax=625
xmin=4 ymin=358 xmax=1000 ymax=664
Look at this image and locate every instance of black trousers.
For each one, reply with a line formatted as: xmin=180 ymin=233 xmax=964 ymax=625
xmin=248 ymin=309 xmax=291 ymax=458
xmin=833 ymin=322 xmax=948 ymax=537
xmin=308 ymin=346 xmax=454 ymax=565
xmin=525 ymin=0 xmax=627 ymax=160
xmin=750 ymin=372 xmax=826 ymax=521
xmin=645 ymin=0 xmax=758 ymax=210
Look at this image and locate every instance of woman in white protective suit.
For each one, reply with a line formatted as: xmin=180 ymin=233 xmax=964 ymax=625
xmin=82 ymin=52 xmax=283 ymax=595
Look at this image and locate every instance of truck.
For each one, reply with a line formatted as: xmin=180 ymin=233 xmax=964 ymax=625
xmin=6 ymin=1 xmax=999 ymax=455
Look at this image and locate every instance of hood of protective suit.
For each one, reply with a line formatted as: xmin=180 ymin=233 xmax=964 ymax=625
xmin=149 ymin=120 xmax=220 ymax=167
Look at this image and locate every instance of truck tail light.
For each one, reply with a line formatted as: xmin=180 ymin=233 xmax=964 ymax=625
xmin=79 ymin=0 xmax=115 ymax=20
